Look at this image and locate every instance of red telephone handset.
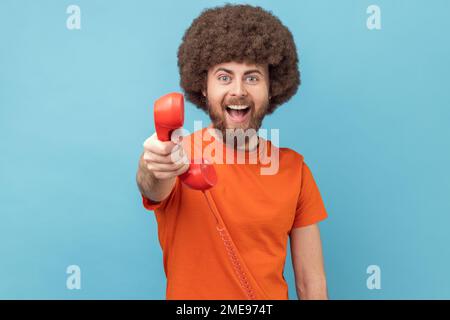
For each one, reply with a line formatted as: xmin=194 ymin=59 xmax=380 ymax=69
xmin=153 ymin=92 xmax=217 ymax=191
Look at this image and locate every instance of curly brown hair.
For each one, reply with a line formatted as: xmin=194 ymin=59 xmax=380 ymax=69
xmin=177 ymin=4 xmax=300 ymax=115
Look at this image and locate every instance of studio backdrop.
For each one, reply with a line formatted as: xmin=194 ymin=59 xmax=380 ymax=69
xmin=1 ymin=0 xmax=449 ymax=299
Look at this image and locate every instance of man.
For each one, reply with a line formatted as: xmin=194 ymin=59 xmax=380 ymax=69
xmin=136 ymin=4 xmax=328 ymax=300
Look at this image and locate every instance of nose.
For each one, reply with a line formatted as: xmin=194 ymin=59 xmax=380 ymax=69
xmin=229 ymin=78 xmax=247 ymax=98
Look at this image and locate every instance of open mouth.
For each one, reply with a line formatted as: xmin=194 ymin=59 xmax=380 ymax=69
xmin=225 ymin=105 xmax=251 ymax=123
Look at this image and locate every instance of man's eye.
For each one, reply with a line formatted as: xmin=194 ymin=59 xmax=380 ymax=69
xmin=246 ymin=76 xmax=258 ymax=82
xmin=218 ymin=75 xmax=231 ymax=82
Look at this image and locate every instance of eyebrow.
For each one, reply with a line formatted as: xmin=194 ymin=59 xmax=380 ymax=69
xmin=214 ymin=67 xmax=263 ymax=76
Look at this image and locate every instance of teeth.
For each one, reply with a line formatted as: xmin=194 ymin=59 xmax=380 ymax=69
xmin=227 ymin=105 xmax=249 ymax=110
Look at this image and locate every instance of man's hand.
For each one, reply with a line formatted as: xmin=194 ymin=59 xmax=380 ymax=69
xmin=142 ymin=132 xmax=190 ymax=180
xmin=136 ymin=133 xmax=189 ymax=203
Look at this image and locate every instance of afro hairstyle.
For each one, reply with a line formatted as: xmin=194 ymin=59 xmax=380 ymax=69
xmin=177 ymin=4 xmax=300 ymax=115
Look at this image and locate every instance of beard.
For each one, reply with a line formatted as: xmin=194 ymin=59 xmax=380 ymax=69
xmin=206 ymin=97 xmax=269 ymax=148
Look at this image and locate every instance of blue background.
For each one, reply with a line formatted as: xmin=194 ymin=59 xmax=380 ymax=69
xmin=1 ymin=0 xmax=449 ymax=299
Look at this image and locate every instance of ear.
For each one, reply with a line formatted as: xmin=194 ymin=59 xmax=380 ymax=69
xmin=202 ymin=89 xmax=206 ymax=97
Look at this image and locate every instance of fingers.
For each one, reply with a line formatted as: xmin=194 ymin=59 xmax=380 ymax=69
xmin=143 ymin=149 xmax=178 ymax=164
xmin=143 ymin=133 xmax=179 ymax=156
xmin=145 ymin=157 xmax=189 ymax=172
xmin=142 ymin=132 xmax=190 ymax=180
xmin=151 ymin=163 xmax=190 ymax=180
xmin=143 ymin=144 xmax=188 ymax=165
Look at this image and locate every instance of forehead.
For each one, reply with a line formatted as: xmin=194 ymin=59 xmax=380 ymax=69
xmin=209 ymin=61 xmax=268 ymax=74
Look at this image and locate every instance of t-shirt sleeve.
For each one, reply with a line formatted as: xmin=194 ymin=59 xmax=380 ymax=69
xmin=291 ymin=161 xmax=328 ymax=229
xmin=141 ymin=177 xmax=180 ymax=211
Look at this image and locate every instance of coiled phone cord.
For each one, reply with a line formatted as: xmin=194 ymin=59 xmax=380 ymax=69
xmin=202 ymin=190 xmax=256 ymax=300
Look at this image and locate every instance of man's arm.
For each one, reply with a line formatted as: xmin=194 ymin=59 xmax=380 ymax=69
xmin=290 ymin=223 xmax=328 ymax=300
xmin=136 ymin=152 xmax=177 ymax=202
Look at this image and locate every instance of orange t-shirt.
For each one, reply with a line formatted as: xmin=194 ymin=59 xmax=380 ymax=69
xmin=141 ymin=126 xmax=328 ymax=300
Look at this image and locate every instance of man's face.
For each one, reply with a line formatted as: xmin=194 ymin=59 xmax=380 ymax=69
xmin=202 ymin=61 xmax=270 ymax=136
